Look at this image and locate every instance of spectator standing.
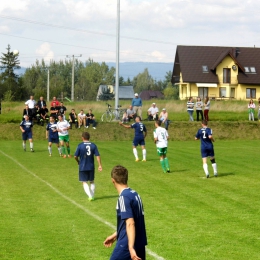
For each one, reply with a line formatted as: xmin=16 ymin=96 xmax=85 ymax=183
xmin=187 ymin=97 xmax=194 ymax=121
xmin=104 ymin=165 xmax=147 ymax=260
xmin=204 ymin=96 xmax=210 ymax=121
xmin=147 ymin=103 xmax=159 ymax=121
xmin=195 ymin=120 xmax=217 ymax=178
xmin=37 ymin=96 xmax=47 ymax=109
xmin=86 ymin=109 xmax=97 ymax=129
xmin=195 ymin=97 xmax=204 ymax=121
xmin=74 ymin=132 xmax=102 ymax=201
xmin=25 ymin=95 xmax=36 ymax=116
xmin=154 ymin=120 xmax=170 ymax=173
xmin=132 ymin=93 xmax=142 ymax=119
xmin=50 ymin=96 xmax=60 ymax=107
xmin=20 ymin=115 xmax=34 ymax=152
xmin=159 ymin=108 xmax=169 ymax=130
xmin=248 ymin=99 xmax=255 ymax=121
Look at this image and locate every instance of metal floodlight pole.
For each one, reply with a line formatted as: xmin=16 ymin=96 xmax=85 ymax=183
xmin=115 ymin=0 xmax=120 ymax=111
xmin=66 ymin=54 xmax=82 ymax=102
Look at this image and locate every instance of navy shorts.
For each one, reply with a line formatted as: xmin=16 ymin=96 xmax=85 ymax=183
xmin=48 ymin=137 xmax=59 ymax=144
xmin=22 ymin=132 xmax=32 ymax=141
xmin=110 ymin=245 xmax=146 ymax=260
xmin=201 ymin=147 xmax=215 ymax=158
xmin=133 ymin=137 xmax=145 ymax=147
xmin=79 ymin=170 xmax=94 ymax=182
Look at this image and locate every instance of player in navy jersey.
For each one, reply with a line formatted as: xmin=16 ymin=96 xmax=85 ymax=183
xmin=119 ymin=116 xmax=147 ymax=162
xmin=74 ymin=132 xmax=102 ymax=201
xmin=46 ymin=116 xmax=62 ymax=157
xmin=19 ymin=114 xmax=34 ymax=152
xmin=104 ymin=165 xmax=147 ymax=260
xmin=195 ymin=120 xmax=218 ymax=178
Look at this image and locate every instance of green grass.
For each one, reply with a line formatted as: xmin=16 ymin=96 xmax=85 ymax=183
xmin=1 ymin=140 xmax=260 ymax=260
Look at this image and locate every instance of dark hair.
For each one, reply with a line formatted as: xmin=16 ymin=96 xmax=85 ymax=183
xmin=82 ymin=132 xmax=90 ymax=140
xmin=202 ymin=119 xmax=208 ymax=125
xmin=111 ymin=165 xmax=128 ymax=184
xmin=155 ymin=120 xmax=161 ymax=126
xmin=136 ymin=116 xmax=141 ymax=121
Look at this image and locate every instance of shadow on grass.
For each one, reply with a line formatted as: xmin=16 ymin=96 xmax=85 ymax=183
xmin=94 ymin=195 xmax=118 ymax=201
xmin=218 ymin=172 xmax=235 ymax=177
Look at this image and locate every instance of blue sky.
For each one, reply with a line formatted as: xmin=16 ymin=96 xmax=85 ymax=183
xmin=0 ymin=0 xmax=259 ymax=70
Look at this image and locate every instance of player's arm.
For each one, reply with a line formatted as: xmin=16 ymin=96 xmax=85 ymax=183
xmin=119 ymin=121 xmax=131 ymax=128
xmin=209 ymin=135 xmax=215 ymax=142
xmin=20 ymin=126 xmax=25 ymax=132
xmin=103 ymin=231 xmax=117 ymax=248
xmin=74 ymin=155 xmax=79 ymax=164
xmin=46 ymin=130 xmax=49 ymax=139
xmin=126 ymin=218 xmax=141 ymax=260
xmin=96 ymin=155 xmax=102 ymax=171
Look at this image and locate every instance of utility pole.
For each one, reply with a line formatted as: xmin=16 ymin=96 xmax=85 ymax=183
xmin=66 ymin=54 xmax=82 ymax=101
xmin=47 ymin=68 xmax=50 ymax=102
xmin=115 ymin=0 xmax=120 ymax=111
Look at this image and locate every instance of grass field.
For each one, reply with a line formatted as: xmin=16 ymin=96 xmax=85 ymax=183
xmin=1 ymin=139 xmax=260 ymax=260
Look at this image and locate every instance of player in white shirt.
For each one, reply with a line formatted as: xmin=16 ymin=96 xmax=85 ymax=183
xmin=153 ymin=120 xmax=170 ymax=173
xmin=57 ymin=114 xmax=71 ymax=158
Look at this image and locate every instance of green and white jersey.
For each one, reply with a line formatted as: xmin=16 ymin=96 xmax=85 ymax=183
xmin=153 ymin=126 xmax=168 ymax=148
xmin=57 ymin=120 xmax=70 ymax=136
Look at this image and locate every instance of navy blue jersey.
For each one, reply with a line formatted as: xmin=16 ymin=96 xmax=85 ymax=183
xmin=116 ymin=188 xmax=147 ymax=249
xmin=74 ymin=142 xmax=100 ymax=171
xmin=131 ymin=122 xmax=146 ymax=138
xmin=195 ymin=127 xmax=214 ymax=149
xmin=20 ymin=120 xmax=33 ymax=133
xmin=46 ymin=122 xmax=59 ymax=139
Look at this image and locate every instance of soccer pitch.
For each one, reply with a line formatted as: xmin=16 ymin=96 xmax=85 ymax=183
xmin=0 ymin=140 xmax=260 ymax=260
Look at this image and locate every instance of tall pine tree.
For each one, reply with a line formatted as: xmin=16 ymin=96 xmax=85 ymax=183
xmin=0 ymin=44 xmax=21 ymax=100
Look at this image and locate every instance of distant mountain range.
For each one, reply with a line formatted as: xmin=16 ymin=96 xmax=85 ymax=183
xmin=15 ymin=62 xmax=173 ymax=81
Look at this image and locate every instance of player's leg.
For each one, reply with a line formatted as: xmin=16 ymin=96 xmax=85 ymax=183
xmin=48 ymin=141 xmax=52 ymax=156
xmin=132 ymin=143 xmax=139 ymax=161
xmin=89 ymin=174 xmax=95 ymax=200
xmin=59 ymin=138 xmax=66 ymax=157
xmin=65 ymin=138 xmax=71 ymax=157
xmin=163 ymin=149 xmax=170 ymax=172
xmin=55 ymin=142 xmax=62 ymax=156
xmin=28 ymin=132 xmax=34 ymax=151
xmin=157 ymin=148 xmax=166 ymax=173
xmin=141 ymin=145 xmax=146 ymax=161
xmin=202 ymin=157 xmax=209 ymax=178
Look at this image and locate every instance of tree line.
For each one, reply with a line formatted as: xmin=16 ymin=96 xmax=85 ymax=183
xmin=0 ymin=44 xmax=179 ymax=101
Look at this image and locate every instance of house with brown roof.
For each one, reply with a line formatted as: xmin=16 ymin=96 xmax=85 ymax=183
xmin=139 ymin=90 xmax=164 ymax=100
xmin=171 ymin=45 xmax=260 ymax=100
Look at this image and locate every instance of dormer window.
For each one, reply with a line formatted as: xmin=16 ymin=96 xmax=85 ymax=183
xmin=244 ymin=67 xmax=256 ymax=73
xmin=202 ymin=65 xmax=208 ymax=73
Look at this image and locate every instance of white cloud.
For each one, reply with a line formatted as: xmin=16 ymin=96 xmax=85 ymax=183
xmin=35 ymin=42 xmax=54 ymax=63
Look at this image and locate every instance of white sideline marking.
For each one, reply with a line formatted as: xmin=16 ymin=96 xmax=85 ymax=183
xmin=0 ymin=151 xmax=165 ymax=260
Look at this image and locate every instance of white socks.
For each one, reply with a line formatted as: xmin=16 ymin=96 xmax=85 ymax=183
xmin=133 ymin=148 xmax=138 ymax=159
xmin=90 ymin=183 xmax=95 ymax=198
xmin=212 ymin=163 xmax=217 ymax=175
xmin=203 ymin=163 xmax=209 ymax=177
xmin=30 ymin=142 xmax=33 ymax=149
xmin=142 ymin=149 xmax=146 ymax=160
xmin=48 ymin=146 xmax=52 ymax=154
xmin=83 ymin=183 xmax=92 ymax=198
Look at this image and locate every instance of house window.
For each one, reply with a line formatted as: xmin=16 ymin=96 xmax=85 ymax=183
xmin=220 ymin=87 xmax=226 ymax=97
xmin=202 ymin=66 xmax=208 ymax=73
xmin=198 ymin=87 xmax=208 ymax=99
xmin=244 ymin=67 xmax=256 ymax=73
xmin=223 ymin=68 xmax=231 ymax=83
xmin=246 ymin=88 xmax=256 ymax=99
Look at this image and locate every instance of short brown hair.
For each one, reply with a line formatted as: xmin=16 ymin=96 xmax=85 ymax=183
xmin=111 ymin=165 xmax=128 ymax=184
xmin=82 ymin=132 xmax=90 ymax=140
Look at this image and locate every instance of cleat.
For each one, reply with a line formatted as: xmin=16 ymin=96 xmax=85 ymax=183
xmin=23 ymin=148 xmax=26 ymax=152
xmin=142 ymin=159 xmax=146 ymax=162
xmin=167 ymin=168 xmax=170 ymax=173
xmin=84 ymin=126 xmax=88 ymax=128
xmin=135 ymin=159 xmax=139 ymax=162
xmin=206 ymin=174 xmax=209 ymax=178
xmin=78 ymin=126 xmax=81 ymax=129
xmin=63 ymin=155 xmax=67 ymax=158
xmin=93 ymin=127 xmax=96 ymax=129
xmin=30 ymin=149 xmax=34 ymax=152
xmin=60 ymin=153 xmax=62 ymax=157
xmin=88 ymin=197 xmax=95 ymax=201
xmin=67 ymin=155 xmax=72 ymax=158
xmin=214 ymin=174 xmax=218 ymax=177
xmin=49 ymin=154 xmax=52 ymax=157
